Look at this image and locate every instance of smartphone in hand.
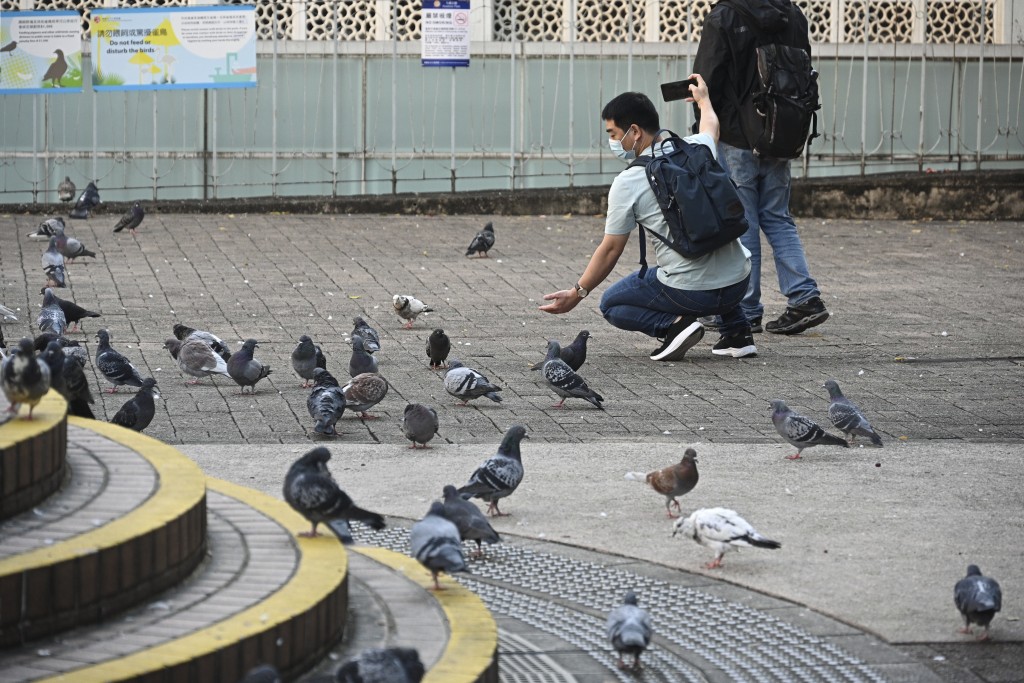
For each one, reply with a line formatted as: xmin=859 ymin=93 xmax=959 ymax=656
xmin=660 ymin=78 xmax=699 ymax=102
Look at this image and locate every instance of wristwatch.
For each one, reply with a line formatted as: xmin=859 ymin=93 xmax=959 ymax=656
xmin=574 ymin=283 xmax=589 ymax=299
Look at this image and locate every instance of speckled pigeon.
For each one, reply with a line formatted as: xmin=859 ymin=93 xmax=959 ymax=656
xmin=57 ymin=176 xmax=75 ymax=203
xmin=456 ymin=424 xmax=527 ymax=516
xmin=42 ymin=236 xmax=65 ymax=271
xmin=444 ymin=358 xmax=502 ymax=405
xmin=401 ymin=403 xmax=440 ymax=449
xmin=954 ymin=565 xmax=1002 ymax=640
xmin=283 ymin=446 xmax=385 ymax=538
xmin=37 ymin=288 xmax=67 ymax=336
xmin=95 ymin=329 xmax=145 ymax=393
xmin=109 ymin=377 xmax=159 ymax=432
xmin=410 ymin=501 xmax=469 ymax=590
xmin=44 ymin=288 xmax=100 ymax=332
xmin=44 ymin=264 xmax=67 ymax=289
xmin=1 ymin=338 xmax=51 ymax=419
xmin=824 ymin=380 xmax=883 ymax=446
xmin=606 ymin=591 xmax=653 ymax=671
xmin=770 ymin=399 xmax=849 ymax=459
xmin=307 ymin=368 xmax=347 ymax=436
xmin=529 ymin=329 xmax=590 ymax=371
xmin=54 ymin=229 xmax=96 ymax=263
xmin=227 ymin=339 xmax=272 ymax=394
xmin=342 ymin=372 xmax=387 ymax=419
xmin=69 ymin=181 xmax=100 ymax=219
xmin=27 ymin=217 xmax=65 ymax=240
xmin=465 ymin=221 xmax=495 ymax=257
xmin=672 ymin=507 xmax=781 ymax=569
xmin=625 ymin=447 xmax=699 ymax=517
xmin=441 ymin=484 xmax=500 ymax=558
xmin=542 ymin=340 xmax=603 ymax=410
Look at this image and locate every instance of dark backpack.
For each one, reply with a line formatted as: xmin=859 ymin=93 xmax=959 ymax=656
xmin=628 ymin=130 xmax=748 ymax=273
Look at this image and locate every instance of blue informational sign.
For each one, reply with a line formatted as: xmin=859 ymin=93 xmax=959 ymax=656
xmin=421 ymin=0 xmax=470 ymax=68
xmin=0 ymin=11 xmax=83 ymax=94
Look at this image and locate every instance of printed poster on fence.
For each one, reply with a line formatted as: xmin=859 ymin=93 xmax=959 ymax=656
xmin=90 ymin=5 xmax=256 ymax=91
xmin=0 ymin=11 xmax=83 ymax=94
xmin=421 ymin=0 xmax=470 ymax=68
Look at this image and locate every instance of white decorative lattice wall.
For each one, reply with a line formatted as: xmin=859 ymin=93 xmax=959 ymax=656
xmin=926 ymin=0 xmax=995 ymax=42
xmin=493 ymin=0 xmax=564 ymax=41
xmin=842 ymin=0 xmax=915 ymax=42
xmin=794 ymin=0 xmax=835 ymax=43
xmin=224 ymin=0 xmax=293 ymax=41
xmin=658 ymin=0 xmax=714 ymax=43
xmin=574 ymin=0 xmax=645 ymax=42
xmin=382 ymin=0 xmax=422 ymax=42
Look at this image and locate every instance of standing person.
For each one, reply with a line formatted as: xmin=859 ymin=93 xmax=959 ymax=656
xmin=693 ymin=0 xmax=829 ymax=335
xmin=539 ymin=79 xmax=756 ymax=361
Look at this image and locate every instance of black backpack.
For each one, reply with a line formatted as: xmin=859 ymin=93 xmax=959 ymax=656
xmin=628 ymin=130 xmax=748 ymax=273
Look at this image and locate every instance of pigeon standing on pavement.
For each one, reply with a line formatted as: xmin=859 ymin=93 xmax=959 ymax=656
xmin=291 ymin=334 xmax=322 ymax=387
xmin=283 ymin=446 xmax=386 ymax=538
xmin=307 ymin=368 xmax=347 ymax=436
xmin=465 ymin=221 xmax=495 ymax=257
xmin=770 ymin=399 xmax=849 ymax=459
xmin=426 ymin=328 xmax=451 ymax=369
xmin=109 ymin=377 xmax=159 ymax=432
xmin=342 ymin=372 xmax=388 ymax=419
xmin=58 ymin=176 xmax=76 ymax=203
xmin=954 ymin=565 xmax=1002 ymax=640
xmin=401 ymin=403 xmax=440 ymax=448
xmin=27 ymin=217 xmax=65 ymax=240
xmin=542 ymin=340 xmax=604 ymax=410
xmin=69 ymin=181 xmax=101 ymax=219
xmin=54 ymin=229 xmax=97 ymax=263
xmin=606 ymin=591 xmax=653 ymax=671
xmin=823 ymin=380 xmax=883 ymax=446
xmin=37 ymin=288 xmax=68 ymax=336
xmin=410 ymin=501 xmax=469 ymax=590
xmin=444 ymin=358 xmax=502 ymax=405
xmin=44 ymin=264 xmax=67 ymax=289
xmin=227 ymin=339 xmax=272 ymax=394
xmin=351 ymin=316 xmax=380 ymax=354
xmin=42 ymin=236 xmax=65 ymax=271
xmin=529 ymin=329 xmax=590 ymax=371
xmin=61 ymin=354 xmax=95 ymax=419
xmin=45 ymin=288 xmax=100 ymax=332
xmin=95 ymin=329 xmax=145 ymax=393
xmin=172 ymin=323 xmax=232 ymax=362
xmin=457 ymin=424 xmax=528 ymax=516
xmin=2 ymin=338 xmax=51 ymax=419
xmin=348 ymin=333 xmax=378 ymax=377
xmin=441 ymin=484 xmax=500 ymax=558
xmin=672 ymin=507 xmax=781 ymax=569
xmin=335 ymin=647 xmax=425 ymax=683
xmin=625 ymin=447 xmax=699 ymax=518
xmin=164 ymin=337 xmax=230 ymax=384
xmin=392 ymin=294 xmax=433 ymax=329
xmin=112 ymin=201 xmax=145 ymax=235
xmin=42 ymin=49 xmax=67 ymax=87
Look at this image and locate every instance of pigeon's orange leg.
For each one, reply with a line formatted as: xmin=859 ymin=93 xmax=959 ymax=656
xmin=785 ymin=453 xmax=802 ymax=460
xmin=297 ymin=522 xmax=321 ymax=538
xmin=705 ymin=556 xmax=724 ymax=569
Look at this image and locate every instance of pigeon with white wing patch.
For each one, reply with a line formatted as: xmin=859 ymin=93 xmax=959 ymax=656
xmin=672 ymin=507 xmax=781 ymax=569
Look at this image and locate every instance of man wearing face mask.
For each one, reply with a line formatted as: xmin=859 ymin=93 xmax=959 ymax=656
xmin=540 ymin=77 xmax=756 ymax=361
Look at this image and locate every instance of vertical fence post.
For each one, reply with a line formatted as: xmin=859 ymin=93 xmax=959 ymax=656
xmin=212 ymin=90 xmax=218 ymax=199
xmin=509 ymin=2 xmax=516 ymax=191
xmin=975 ymin=0 xmax=985 ymax=170
xmin=568 ymin=0 xmax=576 ymax=187
xmin=271 ymin=9 xmax=278 ymax=197
xmin=152 ymin=91 xmax=158 ymax=200
xmin=451 ymin=67 xmax=457 ymax=193
xmin=860 ymin=3 xmax=869 ymax=175
xmin=391 ymin=0 xmax=398 ymax=195
xmin=331 ymin=0 xmax=339 ymax=197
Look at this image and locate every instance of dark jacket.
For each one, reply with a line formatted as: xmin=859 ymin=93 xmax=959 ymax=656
xmin=692 ymin=0 xmax=812 ymax=149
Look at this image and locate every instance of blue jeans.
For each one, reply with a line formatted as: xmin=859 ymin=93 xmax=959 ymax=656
xmin=718 ymin=142 xmax=820 ymax=320
xmin=599 ymin=267 xmax=751 ymax=339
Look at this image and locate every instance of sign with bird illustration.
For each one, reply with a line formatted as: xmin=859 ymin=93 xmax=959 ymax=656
xmin=0 ymin=11 xmax=82 ymax=94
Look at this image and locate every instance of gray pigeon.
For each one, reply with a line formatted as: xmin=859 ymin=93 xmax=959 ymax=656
xmin=238 ymin=665 xmax=280 ymax=683
xmin=335 ymin=647 xmax=425 ymax=683
xmin=348 ymin=333 xmax=378 ymax=377
xmin=95 ymin=329 xmax=145 ymax=393
xmin=465 ymin=221 xmax=495 ymax=257
xmin=342 ymin=372 xmax=388 ymax=419
xmin=27 ymin=217 xmax=65 ymax=240
xmin=54 ymin=229 xmax=96 ymax=262
xmin=291 ymin=334 xmax=321 ymax=387
xmin=456 ymin=425 xmax=528 ymax=516
xmin=227 ymin=339 xmax=272 ymax=394
xmin=1 ymin=338 xmax=52 ymax=419
xmin=58 ymin=176 xmax=76 ymax=203
xmin=283 ymin=446 xmax=386 ymax=538
xmin=392 ymin=294 xmax=433 ymax=329
xmin=69 ymin=181 xmax=100 ymax=219
xmin=172 ymin=323 xmax=232 ymax=362
xmin=307 ymin=368 xmax=347 ymax=436
xmin=110 ymin=377 xmax=159 ymax=432
xmin=165 ymin=337 xmax=230 ymax=384
xmin=529 ymin=329 xmax=590 ymax=371
xmin=42 ymin=236 xmax=65 ymax=271
xmin=444 ymin=358 xmax=502 ymax=405
xmin=61 ymin=353 xmax=95 ymax=419
xmin=770 ymin=399 xmax=849 ymax=459
xmin=541 ymin=340 xmax=604 ymax=410
xmin=42 ymin=49 xmax=67 ymax=87
xmin=410 ymin=501 xmax=469 ymax=590
xmin=441 ymin=484 xmax=500 ymax=558
xmin=606 ymin=591 xmax=653 ymax=671
xmin=401 ymin=403 xmax=440 ymax=449
xmin=824 ymin=379 xmax=883 ymax=446
xmin=37 ymin=288 xmax=68 ymax=336
xmin=426 ymin=328 xmax=451 ymax=369
xmin=351 ymin=316 xmax=380 ymax=354
xmin=44 ymin=264 xmax=67 ymax=289
xmin=954 ymin=564 xmax=1002 ymax=640
xmin=112 ymin=201 xmax=144 ymax=235
xmin=44 ymin=288 xmax=100 ymax=332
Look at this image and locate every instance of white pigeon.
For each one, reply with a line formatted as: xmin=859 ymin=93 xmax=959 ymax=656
xmin=1 ymin=303 xmax=17 ymax=321
xmin=672 ymin=507 xmax=781 ymax=569
xmin=392 ymin=294 xmax=433 ymax=329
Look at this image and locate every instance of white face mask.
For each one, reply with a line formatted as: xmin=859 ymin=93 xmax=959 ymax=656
xmin=608 ymin=126 xmax=637 ymax=161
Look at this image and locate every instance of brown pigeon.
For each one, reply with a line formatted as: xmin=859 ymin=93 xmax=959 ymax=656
xmin=625 ymin=447 xmax=699 ymax=518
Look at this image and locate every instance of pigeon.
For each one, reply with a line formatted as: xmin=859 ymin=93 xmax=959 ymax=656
xmin=529 ymin=329 xmax=590 ymax=371
xmin=54 ymin=229 xmax=97 ymax=263
xmin=27 ymin=217 xmax=66 ymax=240
xmin=1 ymin=338 xmax=52 ymax=419
xmin=672 ymin=507 xmax=781 ymax=569
xmin=348 ymin=333 xmax=378 ymax=377
xmin=335 ymin=647 xmax=425 ymax=683
xmin=410 ymin=501 xmax=469 ymax=590
xmin=95 ymin=329 xmax=145 ymax=393
xmin=38 ymin=343 xmax=66 ymax=401
xmin=426 ymin=328 xmax=451 ymax=370
xmin=824 ymin=380 xmax=883 ymax=446
xmin=37 ymin=288 xmax=68 ymax=336
xmin=42 ymin=49 xmax=67 ymax=87
xmin=392 ymin=294 xmax=433 ymax=329
xmin=61 ymin=353 xmax=95 ymax=419
xmin=625 ymin=447 xmax=699 ymax=518
xmin=283 ymin=446 xmax=386 ymax=538
xmin=112 ymin=201 xmax=145 ymax=235
xmin=441 ymin=484 xmax=500 ymax=558
xmin=541 ymin=340 xmax=604 ymax=410
xmin=238 ymin=665 xmax=280 ymax=683
xmin=1 ymin=303 xmax=18 ymax=321
xmin=351 ymin=316 xmax=380 ymax=354
xmin=110 ymin=377 xmax=159 ymax=432
xmin=42 ymin=236 xmax=65 ymax=271
xmin=58 ymin=176 xmax=76 ymax=203
xmin=69 ymin=181 xmax=101 ymax=219
xmin=457 ymin=424 xmax=528 ymax=516
xmin=465 ymin=221 xmax=495 ymax=257
xmin=770 ymin=399 xmax=849 ymax=459
xmin=32 ymin=332 xmax=84 ymax=359
xmin=44 ymin=264 xmax=67 ymax=289
xmin=401 ymin=403 xmax=440 ymax=449
xmin=291 ymin=334 xmax=322 ymax=387
xmin=606 ymin=591 xmax=653 ymax=671
xmin=954 ymin=564 xmax=1002 ymax=640
xmin=307 ymin=368 xmax=347 ymax=436
xmin=342 ymin=372 xmax=388 ymax=419
xmin=164 ymin=337 xmax=230 ymax=384
xmin=444 ymin=358 xmax=502 ymax=405
xmin=172 ymin=323 xmax=232 ymax=362
xmin=227 ymin=339 xmax=272 ymax=394
xmin=43 ymin=288 xmax=100 ymax=332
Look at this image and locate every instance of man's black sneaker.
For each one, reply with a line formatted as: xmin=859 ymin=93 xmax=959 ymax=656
xmin=711 ymin=333 xmax=758 ymax=358
xmin=651 ymin=317 xmax=704 ymax=361
xmin=765 ymin=297 xmax=829 ymax=335
xmin=749 ymin=316 xmax=763 ymax=333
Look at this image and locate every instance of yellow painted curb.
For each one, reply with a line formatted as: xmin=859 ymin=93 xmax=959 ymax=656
xmin=38 ymin=477 xmax=349 ymax=682
xmin=0 ymin=390 xmax=66 ymax=450
xmin=353 ymin=547 xmax=498 ymax=683
xmin=0 ymin=418 xmax=204 ymax=575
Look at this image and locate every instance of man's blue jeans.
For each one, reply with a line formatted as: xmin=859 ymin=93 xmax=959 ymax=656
xmin=718 ymin=142 xmax=821 ymax=320
xmin=599 ymin=267 xmax=750 ymax=338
